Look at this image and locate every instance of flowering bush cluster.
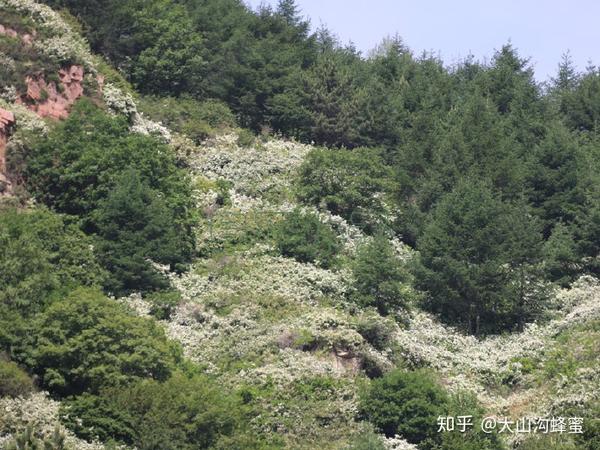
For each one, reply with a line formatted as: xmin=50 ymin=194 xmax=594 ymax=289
xmin=1 ymin=0 xmax=93 ymax=68
xmin=0 ymin=392 xmax=108 ymax=449
xmin=395 ymin=276 xmax=600 ymax=415
xmin=190 ymin=133 xmax=312 ymax=198
xmin=0 ymin=99 xmax=48 ymax=135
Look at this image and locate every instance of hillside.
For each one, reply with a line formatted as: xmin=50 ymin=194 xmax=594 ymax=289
xmin=0 ymin=1 xmax=599 ymax=450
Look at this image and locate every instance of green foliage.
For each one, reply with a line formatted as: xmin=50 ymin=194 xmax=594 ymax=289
xmin=24 ymin=99 xmax=195 ymax=294
xmin=360 ymin=369 xmax=448 ymax=445
xmin=558 ymin=67 xmax=600 ymax=133
xmin=527 ymin=124 xmax=585 ymax=236
xmin=351 ymin=234 xmax=415 ymax=317
xmin=145 ymin=289 xmax=182 ymax=320
xmin=274 ymin=208 xmax=341 ymax=268
xmin=236 ymin=128 xmax=256 ymax=147
xmin=22 ymin=288 xmax=182 ymax=396
xmin=346 ymin=431 xmax=386 ymax=450
xmin=61 ymin=372 xmax=258 ymax=449
xmin=0 ymin=206 xmax=105 ymax=309
xmin=355 ymin=314 xmax=396 ymax=351
xmin=296 ymin=147 xmax=391 ymax=231
xmin=0 ymin=21 xmax=60 ymax=93
xmin=138 ymin=96 xmax=236 ymax=143
xmin=517 ymin=436 xmax=580 ymax=450
xmin=25 ymin=100 xmax=189 ymax=221
xmin=415 ymin=180 xmax=547 ymax=334
xmin=5 ymin=425 xmax=65 ymax=450
xmin=0 ymin=206 xmax=106 ymax=354
xmin=543 ymin=222 xmax=580 ymax=286
xmin=0 ymin=358 xmax=35 ymax=398
xmin=92 ymin=169 xmax=192 ymax=294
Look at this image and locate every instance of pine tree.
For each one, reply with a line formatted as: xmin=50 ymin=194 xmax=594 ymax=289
xmin=277 ymin=0 xmax=301 ymax=26
xmin=351 ymin=233 xmax=415 ymax=317
xmin=416 ymin=180 xmax=546 ymax=334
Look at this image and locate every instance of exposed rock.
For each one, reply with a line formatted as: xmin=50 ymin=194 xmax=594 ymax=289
xmin=0 ymin=23 xmax=35 ymax=45
xmin=0 ymin=23 xmax=18 ymax=39
xmin=0 ymin=108 xmax=16 ymax=195
xmin=18 ymin=65 xmax=85 ymax=119
xmin=330 ymin=348 xmax=361 ymax=374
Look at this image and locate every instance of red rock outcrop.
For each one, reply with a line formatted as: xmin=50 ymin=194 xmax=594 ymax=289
xmin=18 ymin=65 xmax=85 ymax=120
xmin=0 ymin=108 xmax=16 ymax=194
xmin=0 ymin=23 xmax=35 ymax=45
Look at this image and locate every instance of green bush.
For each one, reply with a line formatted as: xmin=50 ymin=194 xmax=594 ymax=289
xmin=145 ymin=290 xmax=182 ymax=320
xmin=359 ymin=369 xmax=448 ymax=445
xmin=0 ymin=206 xmax=106 ymax=308
xmin=92 ymin=169 xmax=192 ymax=294
xmin=23 ymin=288 xmax=182 ymax=396
xmin=0 ymin=206 xmax=107 ymax=354
xmin=296 ymin=147 xmax=391 ymax=231
xmin=0 ymin=358 xmax=35 ymax=398
xmin=5 ymin=425 xmax=65 ymax=450
xmin=23 ymin=100 xmax=195 ymax=294
xmin=355 ymin=314 xmax=396 ymax=351
xmin=62 ymin=372 xmax=258 ymax=449
xmin=434 ymin=392 xmax=505 ymax=450
xmin=138 ymin=96 xmax=236 ymax=143
xmin=274 ymin=208 xmax=341 ymax=268
xmin=351 ymin=233 xmax=416 ymax=317
xmin=236 ymin=128 xmax=256 ymax=147
xmin=346 ymin=430 xmax=386 ymax=450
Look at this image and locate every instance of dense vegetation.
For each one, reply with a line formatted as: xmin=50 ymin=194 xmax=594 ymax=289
xmin=1 ymin=0 xmax=599 ymax=448
xmin=40 ymin=0 xmax=600 ymax=333
xmin=21 ymin=100 xmax=196 ymax=295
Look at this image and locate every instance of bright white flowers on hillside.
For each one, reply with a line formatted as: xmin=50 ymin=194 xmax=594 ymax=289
xmin=396 ymin=275 xmax=600 ymax=413
xmin=0 ymin=393 xmax=108 ymax=449
xmin=1 ymin=0 xmax=93 ymax=68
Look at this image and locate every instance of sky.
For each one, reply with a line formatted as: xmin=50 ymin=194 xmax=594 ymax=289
xmin=245 ymin=0 xmax=600 ymax=82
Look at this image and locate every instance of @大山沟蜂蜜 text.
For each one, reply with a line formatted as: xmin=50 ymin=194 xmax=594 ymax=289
xmin=436 ymin=416 xmax=584 ymax=434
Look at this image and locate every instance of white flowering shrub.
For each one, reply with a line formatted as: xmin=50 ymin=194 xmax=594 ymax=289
xmin=102 ymin=83 xmax=137 ymax=118
xmin=395 ymin=276 xmax=600 ymax=416
xmin=0 ymin=392 xmax=108 ymax=449
xmin=0 ymin=0 xmax=94 ymax=68
xmin=382 ymin=435 xmax=419 ymax=450
xmin=0 ymin=99 xmax=48 ymax=135
xmin=189 ymin=132 xmax=312 ymax=200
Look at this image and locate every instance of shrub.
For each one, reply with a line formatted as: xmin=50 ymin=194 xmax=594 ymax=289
xmin=351 ymin=233 xmax=416 ymax=317
xmin=435 ymin=392 xmax=504 ymax=450
xmin=296 ymin=147 xmax=391 ymax=231
xmin=62 ymin=372 xmax=256 ymax=449
xmin=5 ymin=425 xmax=65 ymax=450
xmin=93 ymin=169 xmax=193 ymax=294
xmin=359 ymin=369 xmax=448 ymax=446
xmin=236 ymin=128 xmax=256 ymax=147
xmin=346 ymin=431 xmax=386 ymax=450
xmin=146 ymin=290 xmax=182 ymax=320
xmin=24 ymin=100 xmax=195 ymax=294
xmin=355 ymin=314 xmax=396 ymax=351
xmin=0 ymin=358 xmax=35 ymax=398
xmin=0 ymin=206 xmax=106 ymax=354
xmin=23 ymin=288 xmax=182 ymax=396
xmin=0 ymin=206 xmax=106 ymax=309
xmin=274 ymin=208 xmax=341 ymax=268
xmin=138 ymin=96 xmax=236 ymax=143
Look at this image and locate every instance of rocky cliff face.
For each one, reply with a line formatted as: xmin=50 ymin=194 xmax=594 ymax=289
xmin=17 ymin=64 xmax=86 ymax=120
xmin=0 ymin=108 xmax=16 ymax=194
xmin=0 ymin=15 xmax=92 ymax=194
